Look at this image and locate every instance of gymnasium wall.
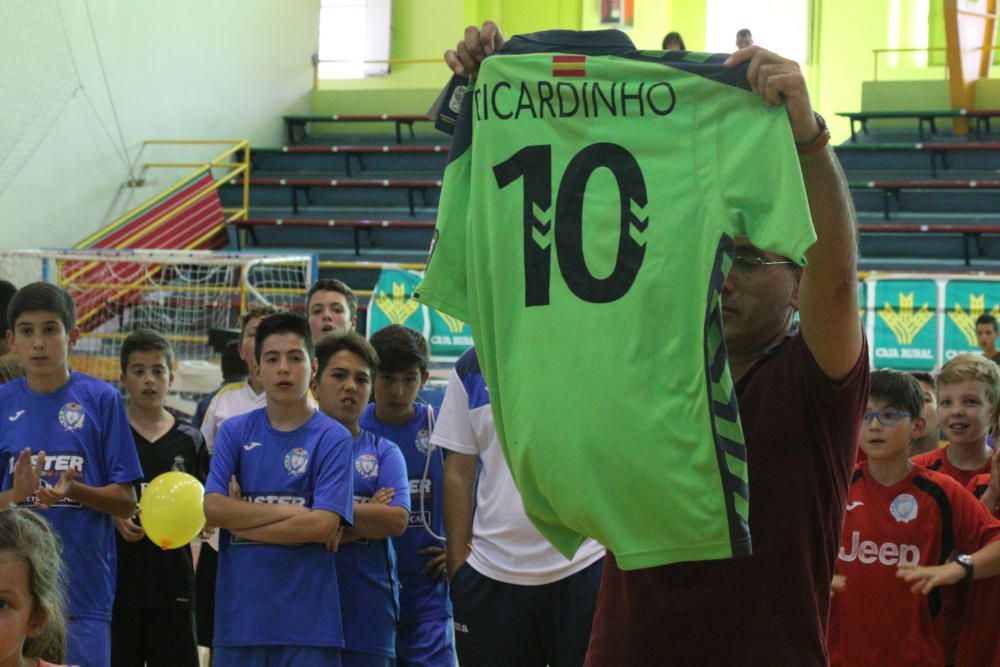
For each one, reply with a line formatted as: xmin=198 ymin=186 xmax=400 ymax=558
xmin=1 ymin=0 xmax=318 ymax=250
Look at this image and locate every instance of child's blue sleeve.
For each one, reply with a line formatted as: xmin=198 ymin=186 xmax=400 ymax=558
xmin=205 ymin=422 xmax=238 ymax=496
xmin=102 ymin=390 xmax=142 ymax=485
xmin=379 ymin=438 xmax=411 ymax=512
xmin=311 ymin=427 xmax=354 ymax=525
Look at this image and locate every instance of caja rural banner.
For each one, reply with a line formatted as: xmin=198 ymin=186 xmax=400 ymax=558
xmin=865 ymin=276 xmax=1000 ymax=370
xmin=366 ymin=268 xmax=473 ymax=360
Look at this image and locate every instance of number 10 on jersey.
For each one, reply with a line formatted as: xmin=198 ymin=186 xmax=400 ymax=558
xmin=493 ymin=142 xmax=650 ymax=307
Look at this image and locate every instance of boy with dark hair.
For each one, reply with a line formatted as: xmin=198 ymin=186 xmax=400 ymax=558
xmin=313 ymin=331 xmax=410 ymax=666
xmin=976 ymin=314 xmax=1000 ymax=364
xmin=0 ymin=279 xmax=22 ymax=384
xmin=0 ymin=282 xmax=143 ymax=667
xmin=204 ymin=312 xmax=354 ymax=667
xmin=909 ymin=371 xmax=944 ymax=455
xmin=829 ymin=369 xmax=1000 ymax=666
xmin=361 ymin=324 xmax=456 ymax=666
xmin=112 ymin=330 xmax=202 ymax=667
xmin=200 ymin=304 xmax=283 ymax=455
xmin=307 ymin=278 xmax=357 ymax=340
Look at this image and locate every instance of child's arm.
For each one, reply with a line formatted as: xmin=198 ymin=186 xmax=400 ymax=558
xmin=35 ymin=474 xmax=137 ymax=518
xmin=897 ymin=540 xmax=1000 ymax=593
xmin=978 ymin=449 xmax=1000 ymax=514
xmin=204 ymin=489 xmax=309 ymax=531
xmin=348 ymin=442 xmax=410 ymax=540
xmin=230 ymin=509 xmax=341 ymax=545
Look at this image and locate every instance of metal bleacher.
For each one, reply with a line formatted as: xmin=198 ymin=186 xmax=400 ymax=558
xmin=834 ymin=115 xmax=1000 ymax=272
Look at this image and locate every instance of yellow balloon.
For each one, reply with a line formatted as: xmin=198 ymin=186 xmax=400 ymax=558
xmin=138 ymin=471 xmax=205 ymax=550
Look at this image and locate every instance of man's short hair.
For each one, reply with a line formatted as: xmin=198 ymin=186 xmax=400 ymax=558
xmin=307 ymin=279 xmax=358 ymax=321
xmin=737 ymin=28 xmax=752 ymax=39
xmin=6 ymin=283 xmax=76 ymax=333
xmin=240 ymin=304 xmax=283 ymax=341
xmin=909 ymin=371 xmax=936 ymax=391
xmin=0 ymin=280 xmax=17 ymax=336
xmin=661 ymin=31 xmax=686 ymax=50
xmin=976 ymin=313 xmax=998 ymax=331
xmin=315 ymin=331 xmax=380 ymax=377
xmin=369 ymin=324 xmax=429 ymax=375
xmin=254 ymin=312 xmax=313 ymax=363
xmin=120 ymin=330 xmax=174 ymax=374
xmin=220 ymin=339 xmax=249 ymax=382
xmin=869 ymin=369 xmax=924 ymax=420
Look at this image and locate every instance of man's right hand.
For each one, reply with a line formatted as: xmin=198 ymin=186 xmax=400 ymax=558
xmin=445 ymin=21 xmax=505 ymax=76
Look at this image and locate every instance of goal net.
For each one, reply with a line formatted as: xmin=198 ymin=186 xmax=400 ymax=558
xmin=0 ymin=249 xmax=315 ymax=384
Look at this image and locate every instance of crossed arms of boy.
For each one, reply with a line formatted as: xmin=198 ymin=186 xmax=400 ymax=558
xmin=0 ymin=447 xmax=136 ymax=518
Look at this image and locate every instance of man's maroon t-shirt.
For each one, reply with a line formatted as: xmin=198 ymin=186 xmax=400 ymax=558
xmin=585 ymin=331 xmax=869 ymax=666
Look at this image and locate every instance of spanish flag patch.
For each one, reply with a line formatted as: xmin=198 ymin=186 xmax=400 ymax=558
xmin=552 ymin=55 xmax=585 ymax=77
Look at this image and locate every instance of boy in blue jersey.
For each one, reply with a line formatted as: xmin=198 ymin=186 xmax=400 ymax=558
xmin=361 ymin=325 xmax=456 ymax=667
xmin=314 ymin=331 xmax=410 ymax=667
xmin=204 ymin=312 xmax=354 ymax=667
xmin=0 ymin=282 xmax=143 ymax=667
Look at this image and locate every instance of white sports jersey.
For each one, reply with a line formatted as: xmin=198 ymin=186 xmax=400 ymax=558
xmin=431 ymin=348 xmax=605 ymax=585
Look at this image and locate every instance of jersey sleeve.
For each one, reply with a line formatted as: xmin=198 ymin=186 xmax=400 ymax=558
xmin=716 ymin=97 xmax=816 ymax=265
xmin=205 ymin=420 xmax=238 ymax=496
xmin=429 ymin=366 xmax=479 ymax=456
xmin=101 ymin=390 xmax=143 ymax=485
xmin=377 ymin=438 xmax=411 ymax=512
xmin=413 ymin=89 xmax=474 ymax=322
xmin=200 ymin=392 xmax=224 ymax=455
xmin=950 ymin=481 xmax=1000 ymax=553
xmin=311 ymin=426 xmax=355 ymax=525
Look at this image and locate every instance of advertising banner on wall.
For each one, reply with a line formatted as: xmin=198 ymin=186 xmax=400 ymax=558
xmin=942 ymin=280 xmax=1000 ymax=361
xmin=871 ymin=279 xmax=938 ymax=370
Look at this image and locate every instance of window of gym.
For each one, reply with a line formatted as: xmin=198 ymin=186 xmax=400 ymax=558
xmin=317 ymin=0 xmax=392 ymax=80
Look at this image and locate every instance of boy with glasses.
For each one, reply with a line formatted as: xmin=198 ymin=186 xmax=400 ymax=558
xmin=828 ymin=369 xmax=1000 ymax=666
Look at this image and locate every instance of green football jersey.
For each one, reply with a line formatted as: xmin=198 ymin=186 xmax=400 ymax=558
xmin=416 ymin=30 xmax=816 ymax=569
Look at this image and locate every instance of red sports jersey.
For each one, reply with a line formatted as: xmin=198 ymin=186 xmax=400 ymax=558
xmin=911 ymin=447 xmax=993 ymax=660
xmin=912 ymin=447 xmax=991 ymax=489
xmin=956 ymin=474 xmax=1000 ymax=667
xmin=828 ymin=463 xmax=1000 ymax=667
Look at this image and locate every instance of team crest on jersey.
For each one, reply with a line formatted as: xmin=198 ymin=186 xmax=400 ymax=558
xmin=284 ymin=448 xmax=309 ymax=476
xmin=415 ymin=429 xmax=431 ymax=455
xmin=890 ymin=493 xmax=918 ymax=523
xmin=58 ymin=403 xmax=85 ymax=431
xmin=355 ymin=454 xmax=379 ymax=480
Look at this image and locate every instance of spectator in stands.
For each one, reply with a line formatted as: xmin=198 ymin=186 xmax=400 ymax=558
xmin=736 ymin=28 xmax=753 ymax=49
xmin=0 ymin=282 xmax=142 ymax=667
xmin=361 ymin=325 xmax=456 ymax=667
xmin=112 ymin=330 xmax=202 ymax=667
xmin=0 ymin=279 xmax=23 ymax=384
xmin=661 ymin=31 xmax=686 ymax=51
xmin=437 ymin=346 xmax=605 ymax=666
xmin=191 ymin=340 xmax=248 ymax=429
xmin=446 ymin=22 xmax=866 ymax=664
xmin=204 ymin=313 xmax=353 ymax=667
xmin=910 ymin=371 xmax=944 ymax=455
xmin=307 ymin=279 xmax=358 ymax=341
xmin=313 ymin=331 xmax=410 ymax=667
xmin=828 ymin=369 xmax=1000 ymax=666
xmin=911 ymin=353 xmax=999 ymax=661
xmin=975 ymin=313 xmax=1000 ymax=364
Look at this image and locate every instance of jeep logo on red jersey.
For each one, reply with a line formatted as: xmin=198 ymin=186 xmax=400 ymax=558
xmin=838 ymin=530 xmax=920 ymax=566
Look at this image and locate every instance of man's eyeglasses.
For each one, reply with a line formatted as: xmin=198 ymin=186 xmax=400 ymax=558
xmin=732 ymin=254 xmax=796 ymax=271
xmin=862 ymin=409 xmax=912 ymax=426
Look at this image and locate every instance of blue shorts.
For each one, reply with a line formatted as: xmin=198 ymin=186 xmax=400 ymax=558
xmin=396 ymin=614 xmax=455 ymax=667
xmin=213 ymin=645 xmax=342 ymax=667
xmin=67 ymin=617 xmax=111 ymax=667
xmin=342 ymin=650 xmax=394 ymax=667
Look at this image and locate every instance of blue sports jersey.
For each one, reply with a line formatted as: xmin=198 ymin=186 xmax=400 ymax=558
xmin=336 ymin=429 xmax=411 ymax=658
xmin=0 ymin=373 xmax=143 ymax=621
xmin=360 ymin=403 xmax=451 ymax=622
xmin=206 ymin=408 xmax=354 ymax=648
